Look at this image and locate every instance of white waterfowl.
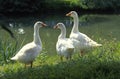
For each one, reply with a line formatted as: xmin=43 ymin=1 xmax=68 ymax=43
xmin=66 ymin=11 xmax=102 ymax=56
xmin=54 ymin=23 xmax=74 ymax=61
xmin=11 ymin=21 xmax=47 ymax=68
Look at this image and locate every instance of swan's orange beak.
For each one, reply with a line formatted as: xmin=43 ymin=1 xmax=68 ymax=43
xmin=53 ymin=25 xmax=58 ymax=29
xmin=66 ymin=12 xmax=72 ymax=16
xmin=41 ymin=22 xmax=47 ymax=27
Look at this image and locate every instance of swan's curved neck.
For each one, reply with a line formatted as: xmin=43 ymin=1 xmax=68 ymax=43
xmin=58 ymin=27 xmax=66 ymax=39
xmin=72 ymin=15 xmax=79 ymax=33
xmin=33 ymin=26 xmax=42 ymax=46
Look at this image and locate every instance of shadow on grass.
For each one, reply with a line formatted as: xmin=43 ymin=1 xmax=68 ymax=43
xmin=1 ymin=57 xmax=120 ymax=79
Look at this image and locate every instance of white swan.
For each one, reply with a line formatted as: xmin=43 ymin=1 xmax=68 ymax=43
xmin=11 ymin=21 xmax=47 ymax=68
xmin=54 ymin=23 xmax=74 ymax=61
xmin=66 ymin=11 xmax=102 ymax=56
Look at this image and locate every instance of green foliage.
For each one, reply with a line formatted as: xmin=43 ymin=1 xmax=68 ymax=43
xmin=0 ymin=35 xmax=25 ymax=65
xmin=36 ymin=48 xmax=48 ymax=65
xmin=0 ymin=34 xmax=120 ymax=79
xmin=1 ymin=41 xmax=120 ymax=79
xmin=0 ymin=0 xmax=120 ymax=13
xmin=79 ymin=0 xmax=120 ymax=10
xmin=0 ymin=38 xmax=17 ymax=65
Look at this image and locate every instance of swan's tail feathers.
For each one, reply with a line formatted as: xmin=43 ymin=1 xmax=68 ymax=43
xmin=97 ymin=44 xmax=102 ymax=47
xmin=11 ymin=56 xmax=18 ymax=61
xmin=93 ymin=43 xmax=102 ymax=47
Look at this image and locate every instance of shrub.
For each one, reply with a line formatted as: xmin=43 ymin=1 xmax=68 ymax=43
xmin=0 ymin=0 xmax=120 ymax=13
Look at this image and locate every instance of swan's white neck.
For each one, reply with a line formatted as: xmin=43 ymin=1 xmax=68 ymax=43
xmin=58 ymin=26 xmax=66 ymax=39
xmin=72 ymin=14 xmax=79 ymax=33
xmin=33 ymin=25 xmax=42 ymax=46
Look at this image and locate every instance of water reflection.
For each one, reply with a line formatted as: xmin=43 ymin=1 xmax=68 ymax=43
xmin=17 ymin=28 xmax=25 ymax=34
xmin=0 ymin=14 xmax=120 ymax=40
xmin=0 ymin=14 xmax=111 ymax=29
xmin=0 ymin=14 xmax=88 ymax=30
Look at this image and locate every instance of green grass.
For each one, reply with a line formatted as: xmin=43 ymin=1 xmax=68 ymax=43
xmin=0 ymin=14 xmax=120 ymax=79
xmin=1 ymin=43 xmax=120 ymax=79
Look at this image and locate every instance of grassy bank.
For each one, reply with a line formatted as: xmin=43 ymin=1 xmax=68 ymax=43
xmin=0 ymin=40 xmax=120 ymax=79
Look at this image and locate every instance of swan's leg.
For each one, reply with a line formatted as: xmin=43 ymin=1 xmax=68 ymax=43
xmin=60 ymin=56 xmax=63 ymax=61
xmin=66 ymin=57 xmax=69 ymax=60
xmin=70 ymin=55 xmax=72 ymax=60
xmin=30 ymin=61 xmax=33 ymax=68
xmin=80 ymin=50 xmax=84 ymax=56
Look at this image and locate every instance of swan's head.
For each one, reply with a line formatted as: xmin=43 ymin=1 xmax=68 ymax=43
xmin=66 ymin=11 xmax=78 ymax=18
xmin=54 ymin=23 xmax=65 ymax=30
xmin=34 ymin=21 xmax=47 ymax=28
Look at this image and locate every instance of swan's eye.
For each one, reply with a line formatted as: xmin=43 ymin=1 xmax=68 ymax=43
xmin=60 ymin=24 xmax=62 ymax=27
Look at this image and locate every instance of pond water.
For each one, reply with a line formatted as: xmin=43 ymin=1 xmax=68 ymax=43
xmin=0 ymin=14 xmax=120 ymax=55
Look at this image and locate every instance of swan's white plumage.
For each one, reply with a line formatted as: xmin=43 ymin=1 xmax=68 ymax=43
xmin=70 ymin=31 xmax=102 ymax=49
xmin=11 ymin=21 xmax=46 ymax=67
xmin=11 ymin=42 xmax=42 ymax=64
xmin=56 ymin=38 xmax=74 ymax=58
xmin=66 ymin=11 xmax=102 ymax=54
xmin=54 ymin=23 xmax=74 ymax=60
